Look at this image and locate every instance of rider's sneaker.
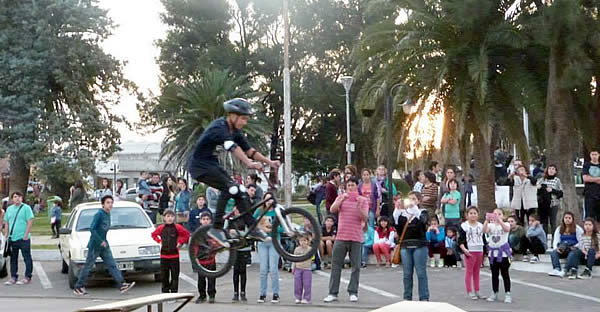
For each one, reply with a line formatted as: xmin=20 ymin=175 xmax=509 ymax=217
xmin=248 ymin=228 xmax=271 ymax=242
xmin=208 ymin=228 xmax=231 ymax=248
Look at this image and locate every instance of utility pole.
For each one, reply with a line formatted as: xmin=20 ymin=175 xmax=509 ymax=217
xmin=283 ymin=0 xmax=292 ymax=207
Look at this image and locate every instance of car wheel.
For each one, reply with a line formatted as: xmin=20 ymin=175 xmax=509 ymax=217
xmin=68 ymin=260 xmax=78 ymax=289
xmin=154 ymin=273 xmax=161 ymax=282
xmin=0 ymin=258 xmax=7 ymax=278
xmin=61 ymin=259 xmax=68 ymax=274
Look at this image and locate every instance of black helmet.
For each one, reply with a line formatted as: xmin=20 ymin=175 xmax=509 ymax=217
xmin=223 ymin=98 xmax=254 ymax=116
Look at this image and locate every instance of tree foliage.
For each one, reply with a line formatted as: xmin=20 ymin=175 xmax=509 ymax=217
xmin=138 ymin=69 xmax=267 ymax=172
xmin=151 ymin=0 xmax=371 ymax=177
xmin=0 ymin=0 xmax=134 ymax=194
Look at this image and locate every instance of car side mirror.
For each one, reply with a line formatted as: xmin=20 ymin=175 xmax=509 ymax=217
xmin=59 ymin=228 xmax=71 ymax=235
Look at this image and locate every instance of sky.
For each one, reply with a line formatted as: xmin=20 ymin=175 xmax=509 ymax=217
xmin=99 ymin=0 xmax=167 ymax=143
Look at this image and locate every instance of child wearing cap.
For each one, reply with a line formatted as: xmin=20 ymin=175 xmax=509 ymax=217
xmin=151 ymin=209 xmax=190 ymax=294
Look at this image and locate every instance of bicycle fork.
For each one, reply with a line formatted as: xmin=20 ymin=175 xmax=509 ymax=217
xmin=274 ymin=205 xmax=295 ymax=234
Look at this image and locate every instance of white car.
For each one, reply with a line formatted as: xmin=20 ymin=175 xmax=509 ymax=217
xmin=58 ymin=201 xmax=161 ymax=289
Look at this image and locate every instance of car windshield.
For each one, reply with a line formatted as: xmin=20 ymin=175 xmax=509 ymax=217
xmin=76 ymin=207 xmax=151 ymax=231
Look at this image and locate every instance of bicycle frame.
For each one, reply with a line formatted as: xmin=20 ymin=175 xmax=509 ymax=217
xmin=224 ymin=191 xmax=295 ymax=246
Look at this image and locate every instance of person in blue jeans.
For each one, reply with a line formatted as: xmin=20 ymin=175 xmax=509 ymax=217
xmin=254 ymin=192 xmax=280 ymax=303
xmin=393 ymin=191 xmax=429 ymax=301
xmin=548 ymin=212 xmax=583 ymax=278
xmin=563 ymin=218 xmax=600 ymax=279
xmin=3 ymin=191 xmax=34 ymax=285
xmin=361 ymin=223 xmax=375 ymax=268
xmin=73 ymin=195 xmax=135 ymax=295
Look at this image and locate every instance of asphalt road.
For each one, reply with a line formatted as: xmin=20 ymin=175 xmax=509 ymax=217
xmin=1 ymin=259 xmax=599 ymax=312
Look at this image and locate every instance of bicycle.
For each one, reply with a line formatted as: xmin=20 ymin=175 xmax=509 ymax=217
xmin=189 ymin=170 xmax=321 ymax=278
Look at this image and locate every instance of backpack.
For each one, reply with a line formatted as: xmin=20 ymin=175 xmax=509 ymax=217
xmin=307 ymin=189 xmax=317 ymax=205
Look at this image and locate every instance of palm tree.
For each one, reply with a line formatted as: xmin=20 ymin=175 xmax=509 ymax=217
xmin=515 ymin=0 xmax=600 ymax=220
xmin=150 ymin=70 xmax=267 ymax=172
xmin=355 ymin=0 xmax=533 ymax=212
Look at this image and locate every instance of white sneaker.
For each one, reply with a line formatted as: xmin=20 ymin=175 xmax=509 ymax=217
xmin=295 ymin=299 xmax=301 ymax=304
xmin=301 ymin=299 xmax=310 ymax=304
xmin=391 ymin=263 xmax=399 ymax=268
xmin=548 ymin=269 xmax=563 ymax=277
xmin=429 ymin=258 xmax=436 ymax=268
xmin=522 ymin=255 xmax=530 ymax=262
xmin=438 ymin=259 xmax=444 ymax=268
xmin=323 ymin=295 xmax=338 ymax=303
xmin=530 ymin=256 xmax=539 ymax=263
xmin=349 ymin=294 xmax=359 ymax=302
xmin=487 ymin=292 xmax=497 ymax=302
xmin=468 ymin=292 xmax=478 ymax=300
xmin=504 ymin=292 xmax=512 ymax=303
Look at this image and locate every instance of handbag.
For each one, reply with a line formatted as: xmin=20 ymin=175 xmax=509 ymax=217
xmin=392 ymin=215 xmax=415 ymax=264
xmin=3 ymin=204 xmax=24 ymax=258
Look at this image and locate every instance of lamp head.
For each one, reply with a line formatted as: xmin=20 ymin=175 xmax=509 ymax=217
xmin=339 ymin=76 xmax=354 ymax=92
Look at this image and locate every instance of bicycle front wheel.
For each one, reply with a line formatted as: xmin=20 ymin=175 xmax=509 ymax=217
xmin=189 ymin=225 xmax=236 ymax=278
xmin=271 ymin=207 xmax=321 ymax=262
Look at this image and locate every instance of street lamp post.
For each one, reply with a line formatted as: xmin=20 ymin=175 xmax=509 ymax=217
xmin=368 ymin=81 xmax=415 ymax=211
xmin=340 ymin=76 xmax=354 ymax=165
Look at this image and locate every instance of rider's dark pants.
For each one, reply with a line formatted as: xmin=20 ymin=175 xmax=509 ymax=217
xmin=193 ymin=166 xmax=255 ymax=229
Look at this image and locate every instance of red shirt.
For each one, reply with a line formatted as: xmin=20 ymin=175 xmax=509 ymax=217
xmin=325 ymin=182 xmax=338 ymax=212
xmin=335 ymin=194 xmax=369 ymax=242
xmin=151 ymin=223 xmax=190 ymax=259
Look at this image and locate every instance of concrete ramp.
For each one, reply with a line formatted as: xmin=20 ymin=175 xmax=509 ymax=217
xmin=370 ymin=301 xmax=466 ymax=312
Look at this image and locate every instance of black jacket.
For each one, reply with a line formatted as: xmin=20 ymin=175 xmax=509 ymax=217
xmin=393 ymin=209 xmax=428 ymax=248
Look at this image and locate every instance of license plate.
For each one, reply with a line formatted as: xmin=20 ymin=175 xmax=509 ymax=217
xmin=117 ymin=262 xmax=134 ymax=270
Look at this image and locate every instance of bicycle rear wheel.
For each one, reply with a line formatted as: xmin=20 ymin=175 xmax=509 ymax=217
xmin=189 ymin=225 xmax=236 ymax=278
xmin=271 ymin=207 xmax=321 ymax=262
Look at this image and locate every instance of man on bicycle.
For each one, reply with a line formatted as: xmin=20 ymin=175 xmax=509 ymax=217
xmin=188 ymin=98 xmax=280 ymax=246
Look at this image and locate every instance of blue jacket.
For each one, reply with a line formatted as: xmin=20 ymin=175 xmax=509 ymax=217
xmin=89 ymin=209 xmax=110 ymax=249
xmin=175 ymin=190 xmax=191 ymax=213
xmin=426 ymin=226 xmax=446 ymax=244
xmin=51 ymin=205 xmax=62 ymax=221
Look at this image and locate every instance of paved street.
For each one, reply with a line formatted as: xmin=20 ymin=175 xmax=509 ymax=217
xmin=1 ymin=258 xmax=599 ymax=312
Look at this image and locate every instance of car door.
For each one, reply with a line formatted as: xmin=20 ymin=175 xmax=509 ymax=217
xmin=59 ymin=209 xmax=77 ymax=262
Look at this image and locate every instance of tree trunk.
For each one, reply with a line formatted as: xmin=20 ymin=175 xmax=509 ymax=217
xmin=440 ymin=107 xmax=461 ymax=168
xmin=459 ymin=133 xmax=471 ymax=179
xmin=9 ymin=154 xmax=29 ymax=198
xmin=473 ymin=128 xmax=496 ymax=213
xmin=545 ymin=45 xmax=580 ymax=221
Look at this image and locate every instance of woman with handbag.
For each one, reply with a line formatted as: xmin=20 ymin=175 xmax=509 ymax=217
xmin=393 ymin=191 xmax=429 ymax=301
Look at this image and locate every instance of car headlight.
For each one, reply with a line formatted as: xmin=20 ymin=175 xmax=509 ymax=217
xmin=138 ymin=246 xmax=160 ymax=256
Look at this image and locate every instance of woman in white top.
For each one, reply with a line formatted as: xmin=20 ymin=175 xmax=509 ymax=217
xmin=114 ymin=179 xmax=127 ymax=201
xmin=97 ymin=178 xmax=112 ymax=200
xmin=483 ymin=208 xmax=512 ymax=303
xmin=510 ymin=165 xmax=538 ymax=225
